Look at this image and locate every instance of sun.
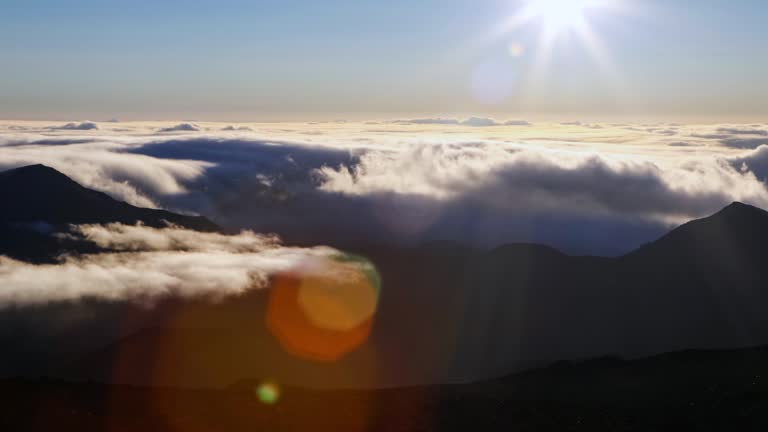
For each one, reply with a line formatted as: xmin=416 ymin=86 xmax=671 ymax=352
xmin=520 ymin=0 xmax=605 ymax=33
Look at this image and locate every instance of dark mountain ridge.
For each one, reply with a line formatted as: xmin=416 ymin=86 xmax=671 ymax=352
xmin=625 ymin=201 xmax=768 ymax=263
xmin=5 ymin=342 xmax=768 ymax=431
xmin=0 ymin=164 xmax=217 ymax=231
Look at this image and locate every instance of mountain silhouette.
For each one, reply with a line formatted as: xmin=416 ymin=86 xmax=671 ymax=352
xmin=626 ymin=201 xmax=767 ymax=275
xmin=0 ymin=164 xmax=217 ymax=230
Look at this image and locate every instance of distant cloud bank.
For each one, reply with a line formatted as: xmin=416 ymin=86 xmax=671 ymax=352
xmin=49 ymin=121 xmax=99 ymax=131
xmin=393 ymin=117 xmax=531 ymax=127
xmin=158 ymin=123 xmax=201 ymax=132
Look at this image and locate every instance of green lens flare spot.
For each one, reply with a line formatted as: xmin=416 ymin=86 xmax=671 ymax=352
xmin=255 ymin=382 xmax=280 ymax=405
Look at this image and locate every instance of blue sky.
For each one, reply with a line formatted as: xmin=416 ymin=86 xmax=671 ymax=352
xmin=1 ymin=0 xmax=766 ymax=120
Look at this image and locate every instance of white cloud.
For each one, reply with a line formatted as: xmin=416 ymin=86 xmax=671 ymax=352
xmin=317 ymin=141 xmax=768 ymax=222
xmin=71 ymin=223 xmax=281 ymax=253
xmin=158 ymin=123 xmax=201 ymax=133
xmin=729 ymin=144 xmax=768 ymax=181
xmin=49 ymin=121 xmax=99 ymax=131
xmin=0 ymin=224 xmax=337 ymax=307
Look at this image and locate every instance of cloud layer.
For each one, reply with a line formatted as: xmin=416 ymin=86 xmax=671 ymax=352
xmin=393 ymin=117 xmax=531 ymax=127
xmin=2 ymin=119 xmax=768 ymax=255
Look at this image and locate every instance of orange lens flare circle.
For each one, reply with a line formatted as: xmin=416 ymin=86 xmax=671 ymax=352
xmin=267 ymin=253 xmax=381 ymax=362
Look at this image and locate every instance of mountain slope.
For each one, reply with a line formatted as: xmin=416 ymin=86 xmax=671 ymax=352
xmin=0 ymin=164 xmax=218 ymax=230
xmin=625 ymin=201 xmax=768 ymax=267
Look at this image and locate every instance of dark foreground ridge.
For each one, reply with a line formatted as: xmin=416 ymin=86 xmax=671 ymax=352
xmin=4 ymin=344 xmax=768 ymax=431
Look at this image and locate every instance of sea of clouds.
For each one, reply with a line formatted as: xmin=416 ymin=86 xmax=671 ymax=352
xmin=2 ymin=118 xmax=768 ymax=256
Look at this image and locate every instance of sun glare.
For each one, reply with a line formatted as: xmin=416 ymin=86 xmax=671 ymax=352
xmin=521 ymin=0 xmax=604 ymax=33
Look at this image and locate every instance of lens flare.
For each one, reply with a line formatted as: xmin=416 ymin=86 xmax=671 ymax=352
xmin=255 ymin=381 xmax=281 ymax=404
xmin=509 ymin=42 xmax=525 ymax=57
xmin=267 ymin=253 xmax=381 ymax=362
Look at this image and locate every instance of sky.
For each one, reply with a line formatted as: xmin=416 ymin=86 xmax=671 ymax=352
xmin=1 ymin=0 xmax=767 ymax=121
